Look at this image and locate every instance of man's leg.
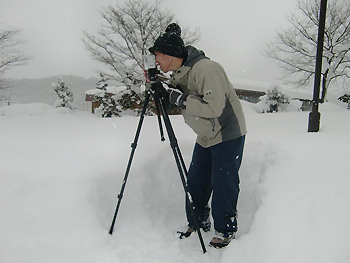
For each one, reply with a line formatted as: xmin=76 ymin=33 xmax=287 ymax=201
xmin=185 ymin=143 xmax=212 ymax=230
xmin=210 ymin=136 xmax=245 ymax=237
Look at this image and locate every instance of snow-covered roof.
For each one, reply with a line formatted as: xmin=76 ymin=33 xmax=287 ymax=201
xmin=85 ymin=86 xmax=127 ymax=96
xmin=231 ymin=78 xmax=271 ymax=92
xmin=231 ymin=77 xmax=314 ymax=100
xmin=282 ymin=87 xmax=313 ymax=100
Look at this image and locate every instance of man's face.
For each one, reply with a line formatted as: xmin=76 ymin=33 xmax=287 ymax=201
xmin=154 ymin=51 xmax=173 ymax=73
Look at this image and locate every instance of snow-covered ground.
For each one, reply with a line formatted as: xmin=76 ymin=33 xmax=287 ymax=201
xmin=0 ymin=101 xmax=349 ymax=263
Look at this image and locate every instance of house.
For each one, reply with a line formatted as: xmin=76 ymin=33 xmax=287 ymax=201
xmin=281 ymin=87 xmax=313 ymax=111
xmin=232 ymin=78 xmax=269 ymax=104
xmin=85 ymin=85 xmax=183 ymax=115
xmin=235 ymin=88 xmax=266 ymax=104
xmin=85 ymin=86 xmax=135 ymax=113
xmin=232 ymin=78 xmax=313 ymax=111
xmin=85 ymin=80 xmax=315 ymax=114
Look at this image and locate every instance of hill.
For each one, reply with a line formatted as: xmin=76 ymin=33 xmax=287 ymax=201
xmin=2 ymin=76 xmax=98 ymax=111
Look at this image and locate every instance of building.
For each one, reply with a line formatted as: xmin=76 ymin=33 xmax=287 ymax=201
xmin=235 ymin=88 xmax=266 ymax=104
xmin=232 ymin=79 xmax=313 ymax=111
xmin=85 ymin=86 xmax=136 ymax=113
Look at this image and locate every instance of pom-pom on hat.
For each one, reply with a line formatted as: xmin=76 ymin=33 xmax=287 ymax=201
xmin=149 ymin=23 xmax=187 ymax=58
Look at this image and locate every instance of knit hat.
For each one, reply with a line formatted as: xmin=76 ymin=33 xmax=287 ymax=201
xmin=149 ymin=23 xmax=187 ymax=58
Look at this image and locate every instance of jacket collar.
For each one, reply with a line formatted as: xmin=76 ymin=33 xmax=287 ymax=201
xmin=171 ymin=46 xmax=209 ymax=85
xmin=183 ymin=46 xmax=209 ymax=67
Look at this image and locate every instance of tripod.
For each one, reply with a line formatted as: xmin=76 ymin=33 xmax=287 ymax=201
xmin=108 ymin=79 xmax=207 ymax=254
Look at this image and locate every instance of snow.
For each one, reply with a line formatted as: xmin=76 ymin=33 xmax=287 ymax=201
xmin=0 ymin=101 xmax=349 ymax=263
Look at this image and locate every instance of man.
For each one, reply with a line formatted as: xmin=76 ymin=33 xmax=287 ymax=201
xmin=148 ymin=23 xmax=246 ymax=248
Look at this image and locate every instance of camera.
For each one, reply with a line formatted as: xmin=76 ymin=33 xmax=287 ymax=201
xmin=143 ymin=54 xmax=158 ymax=82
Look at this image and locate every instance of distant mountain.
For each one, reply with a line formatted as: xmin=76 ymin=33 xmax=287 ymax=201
xmin=2 ymin=75 xmax=99 ymax=111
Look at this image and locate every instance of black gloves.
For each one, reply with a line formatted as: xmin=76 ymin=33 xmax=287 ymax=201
xmin=168 ymin=88 xmax=188 ymax=109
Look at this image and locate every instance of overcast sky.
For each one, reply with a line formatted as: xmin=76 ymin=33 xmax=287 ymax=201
xmin=1 ymin=0 xmax=296 ymax=83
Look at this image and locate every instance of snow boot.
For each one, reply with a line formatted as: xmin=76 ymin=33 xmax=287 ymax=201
xmin=200 ymin=217 xmax=211 ymax=232
xmin=209 ymin=232 xmax=235 ymax=249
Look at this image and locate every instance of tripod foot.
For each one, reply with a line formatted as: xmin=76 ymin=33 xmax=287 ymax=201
xmin=177 ymin=227 xmax=195 ymax=239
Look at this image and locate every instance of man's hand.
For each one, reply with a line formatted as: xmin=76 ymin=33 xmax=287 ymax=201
xmin=168 ymin=88 xmax=188 ymax=109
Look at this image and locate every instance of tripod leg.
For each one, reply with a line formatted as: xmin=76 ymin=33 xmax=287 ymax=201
xmin=157 ymin=97 xmax=207 ymax=254
xmin=154 ymin=95 xmax=165 ymax=142
xmin=109 ymin=92 xmax=151 ymax=235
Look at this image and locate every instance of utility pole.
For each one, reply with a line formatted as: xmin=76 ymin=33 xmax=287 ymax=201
xmin=308 ymin=0 xmax=328 ymax=132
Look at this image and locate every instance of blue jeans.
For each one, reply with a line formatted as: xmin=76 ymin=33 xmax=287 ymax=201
xmin=186 ymin=136 xmax=245 ymax=237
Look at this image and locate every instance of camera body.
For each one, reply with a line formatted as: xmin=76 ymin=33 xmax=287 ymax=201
xmin=143 ymin=54 xmax=158 ymax=82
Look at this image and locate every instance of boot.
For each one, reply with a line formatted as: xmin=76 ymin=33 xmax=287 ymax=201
xmin=209 ymin=232 xmax=235 ymax=249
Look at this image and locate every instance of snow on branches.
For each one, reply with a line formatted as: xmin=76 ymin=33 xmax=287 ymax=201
xmin=52 ymin=77 xmax=77 ymax=110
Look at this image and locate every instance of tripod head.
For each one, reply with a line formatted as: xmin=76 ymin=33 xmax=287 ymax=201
xmin=143 ymin=54 xmax=181 ymax=113
xmin=147 ymin=77 xmax=172 ymax=113
xmin=143 ymin=54 xmax=177 ymax=94
xmin=143 ymin=54 xmax=160 ymax=82
xmin=148 ymin=77 xmax=165 ymax=93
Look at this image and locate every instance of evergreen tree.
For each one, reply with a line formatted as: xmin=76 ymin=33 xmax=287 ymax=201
xmin=265 ymin=86 xmax=290 ymax=113
xmin=96 ymin=72 xmax=108 ymax=91
xmin=98 ymin=94 xmax=122 ymax=117
xmin=94 ymin=73 xmax=122 ymax=117
xmin=52 ymin=77 xmax=76 ymax=110
xmin=255 ymin=85 xmax=291 ymax=113
xmin=116 ymin=88 xmax=143 ymax=114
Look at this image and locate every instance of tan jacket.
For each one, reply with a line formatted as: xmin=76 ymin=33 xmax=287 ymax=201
xmin=170 ymin=46 xmax=247 ymax=148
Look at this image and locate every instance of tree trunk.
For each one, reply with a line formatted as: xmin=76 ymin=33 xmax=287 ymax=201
xmin=320 ymin=69 xmax=329 ymax=103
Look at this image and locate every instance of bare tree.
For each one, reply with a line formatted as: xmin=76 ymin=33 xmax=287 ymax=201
xmin=0 ymin=28 xmax=29 ymax=76
xmin=83 ymin=0 xmax=200 ymax=87
xmin=0 ymin=27 xmax=29 ymax=103
xmin=264 ymin=0 xmax=350 ymax=102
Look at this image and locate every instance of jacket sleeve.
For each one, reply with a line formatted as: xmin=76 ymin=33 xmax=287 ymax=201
xmin=185 ymin=62 xmax=227 ymax=118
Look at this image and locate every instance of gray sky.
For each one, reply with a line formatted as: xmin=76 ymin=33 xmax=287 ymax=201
xmin=1 ymin=0 xmax=295 ymax=83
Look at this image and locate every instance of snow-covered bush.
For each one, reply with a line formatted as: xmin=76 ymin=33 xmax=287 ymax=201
xmin=94 ymin=73 xmax=122 ymax=118
xmin=116 ymin=87 xmax=142 ymax=112
xmin=115 ymin=87 xmax=155 ymax=116
xmin=92 ymin=73 xmax=158 ymax=117
xmin=52 ymin=77 xmax=77 ymax=110
xmin=338 ymin=94 xmax=350 ymax=109
xmin=95 ymin=93 xmax=122 ymax=118
xmin=254 ymin=85 xmax=295 ymax=113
